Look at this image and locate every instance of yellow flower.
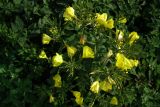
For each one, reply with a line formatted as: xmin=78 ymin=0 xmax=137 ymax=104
xmin=116 ymin=53 xmax=132 ymax=71
xmin=118 ymin=17 xmax=127 ymax=24
xmin=53 ymin=74 xmax=62 ymax=88
xmin=96 ymin=13 xmax=107 ymax=25
xmin=39 ymin=50 xmax=47 ymax=59
xmin=116 ymin=30 xmax=124 ymax=41
xmin=100 ymin=81 xmax=112 ymax=92
xmin=72 ymin=91 xmax=83 ymax=106
xmin=110 ymin=96 xmax=118 ymax=105
xmin=72 ymin=91 xmax=81 ymax=98
xmin=90 ymin=81 xmax=100 ymax=94
xmin=67 ymin=46 xmax=77 ymax=58
xmin=52 ymin=53 xmax=63 ymax=67
xmin=63 ymin=6 xmax=76 ymax=21
xmin=108 ymin=76 xmax=116 ymax=85
xmin=129 ymin=31 xmax=139 ymax=45
xmin=82 ymin=46 xmax=95 ymax=58
xmin=116 ymin=53 xmax=139 ymax=71
xmin=49 ymin=95 xmax=54 ymax=103
xmin=96 ymin=13 xmax=114 ymax=29
xmin=104 ymin=18 xmax=114 ymax=29
xmin=42 ymin=34 xmax=52 ymax=44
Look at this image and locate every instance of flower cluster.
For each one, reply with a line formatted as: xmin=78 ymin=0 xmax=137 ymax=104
xmin=90 ymin=76 xmax=118 ymax=105
xmin=38 ymin=6 xmax=140 ymax=106
xmin=90 ymin=76 xmax=115 ymax=94
xmin=116 ymin=30 xmax=140 ymax=48
xmin=116 ymin=53 xmax=139 ymax=71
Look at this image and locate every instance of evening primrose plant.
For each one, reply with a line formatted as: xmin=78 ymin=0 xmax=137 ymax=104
xmin=2 ymin=0 xmax=160 ymax=107
xmin=38 ymin=4 xmax=140 ymax=107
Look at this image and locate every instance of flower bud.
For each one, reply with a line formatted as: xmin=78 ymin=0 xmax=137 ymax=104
xmin=79 ymin=36 xmax=86 ymax=45
xmin=107 ymin=49 xmax=113 ymax=58
xmin=116 ymin=30 xmax=124 ymax=41
xmin=53 ymin=74 xmax=62 ymax=88
xmin=129 ymin=31 xmax=139 ymax=45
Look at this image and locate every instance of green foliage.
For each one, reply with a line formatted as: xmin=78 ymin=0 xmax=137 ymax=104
xmin=0 ymin=0 xmax=160 ymax=107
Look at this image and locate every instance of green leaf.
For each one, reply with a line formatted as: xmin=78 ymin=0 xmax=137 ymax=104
xmin=13 ymin=0 xmax=22 ymax=5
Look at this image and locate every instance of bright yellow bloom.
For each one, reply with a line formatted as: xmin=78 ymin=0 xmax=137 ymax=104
xmin=67 ymin=46 xmax=77 ymax=58
xmin=96 ymin=13 xmax=114 ymax=29
xmin=90 ymin=81 xmax=100 ymax=94
xmin=104 ymin=18 xmax=114 ymax=29
xmin=53 ymin=74 xmax=62 ymax=88
xmin=96 ymin=13 xmax=107 ymax=25
xmin=129 ymin=32 xmax=139 ymax=45
xmin=108 ymin=76 xmax=116 ymax=85
xmin=110 ymin=96 xmax=118 ymax=105
xmin=49 ymin=95 xmax=54 ymax=103
xmin=116 ymin=53 xmax=131 ymax=70
xmin=118 ymin=17 xmax=127 ymax=24
xmin=100 ymin=81 xmax=112 ymax=92
xmin=63 ymin=6 xmax=76 ymax=21
xmin=52 ymin=53 xmax=63 ymax=67
xmin=116 ymin=30 xmax=124 ymax=41
xmin=116 ymin=53 xmax=139 ymax=71
xmin=39 ymin=50 xmax=47 ymax=59
xmin=42 ymin=34 xmax=52 ymax=44
xmin=82 ymin=46 xmax=95 ymax=58
xmin=72 ymin=91 xmax=83 ymax=106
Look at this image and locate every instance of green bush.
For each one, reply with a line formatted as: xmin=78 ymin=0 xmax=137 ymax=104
xmin=0 ymin=0 xmax=160 ymax=107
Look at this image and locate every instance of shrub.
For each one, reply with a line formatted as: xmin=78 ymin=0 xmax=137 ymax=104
xmin=0 ymin=0 xmax=160 ymax=107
